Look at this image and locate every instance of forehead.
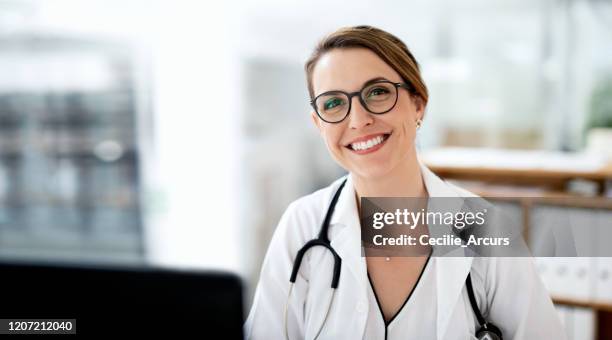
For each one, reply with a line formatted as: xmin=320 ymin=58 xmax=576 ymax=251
xmin=311 ymin=47 xmax=402 ymax=95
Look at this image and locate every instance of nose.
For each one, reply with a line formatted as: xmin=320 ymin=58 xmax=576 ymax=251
xmin=348 ymin=96 xmax=374 ymax=129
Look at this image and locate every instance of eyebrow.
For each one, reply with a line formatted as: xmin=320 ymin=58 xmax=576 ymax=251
xmin=362 ymin=77 xmax=389 ymax=87
xmin=315 ymin=77 xmax=392 ymax=98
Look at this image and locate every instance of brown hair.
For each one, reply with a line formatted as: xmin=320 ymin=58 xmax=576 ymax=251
xmin=305 ymin=25 xmax=428 ymax=109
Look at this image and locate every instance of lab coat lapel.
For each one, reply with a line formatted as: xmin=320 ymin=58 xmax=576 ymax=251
xmin=434 ymin=256 xmax=472 ymax=339
xmin=329 ymin=174 xmax=368 ymax=295
xmin=419 ymin=162 xmax=474 ymax=340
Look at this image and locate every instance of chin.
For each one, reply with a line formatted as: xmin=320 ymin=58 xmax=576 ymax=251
xmin=349 ymin=163 xmax=394 ymax=180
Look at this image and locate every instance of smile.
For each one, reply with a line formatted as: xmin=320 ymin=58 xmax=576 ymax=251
xmin=346 ymin=133 xmax=391 ymax=154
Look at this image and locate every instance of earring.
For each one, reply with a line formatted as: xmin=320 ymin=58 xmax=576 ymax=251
xmin=416 ymin=118 xmax=423 ymax=129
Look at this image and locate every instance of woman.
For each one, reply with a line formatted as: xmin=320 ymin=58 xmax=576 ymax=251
xmin=245 ymin=25 xmax=564 ymax=340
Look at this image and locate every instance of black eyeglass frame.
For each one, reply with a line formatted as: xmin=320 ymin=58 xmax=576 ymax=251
xmin=310 ymin=80 xmax=414 ymax=124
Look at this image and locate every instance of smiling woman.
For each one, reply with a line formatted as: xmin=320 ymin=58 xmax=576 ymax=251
xmin=245 ymin=25 xmax=565 ymax=340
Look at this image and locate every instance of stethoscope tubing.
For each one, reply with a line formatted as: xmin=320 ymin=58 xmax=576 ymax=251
xmin=284 ymin=179 xmax=347 ymax=340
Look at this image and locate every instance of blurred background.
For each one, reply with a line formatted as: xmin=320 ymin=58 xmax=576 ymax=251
xmin=0 ymin=0 xmax=611 ymax=338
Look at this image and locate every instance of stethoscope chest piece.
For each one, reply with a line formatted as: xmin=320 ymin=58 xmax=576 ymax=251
xmin=476 ymin=322 xmax=503 ymax=340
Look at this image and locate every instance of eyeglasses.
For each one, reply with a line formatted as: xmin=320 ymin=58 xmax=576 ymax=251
xmin=310 ymin=80 xmax=413 ymax=124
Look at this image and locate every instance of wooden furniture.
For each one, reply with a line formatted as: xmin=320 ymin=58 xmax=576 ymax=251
xmin=422 ymin=147 xmax=612 ymax=195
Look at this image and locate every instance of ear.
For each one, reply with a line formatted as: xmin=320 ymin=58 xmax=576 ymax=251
xmin=412 ymin=95 xmax=426 ymax=121
xmin=310 ymin=111 xmax=323 ymax=133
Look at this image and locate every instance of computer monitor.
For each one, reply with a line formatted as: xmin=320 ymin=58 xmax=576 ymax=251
xmin=0 ymin=261 xmax=244 ymax=338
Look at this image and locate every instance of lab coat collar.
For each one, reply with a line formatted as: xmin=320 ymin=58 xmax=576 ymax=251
xmin=328 ymin=160 xmax=473 ymax=340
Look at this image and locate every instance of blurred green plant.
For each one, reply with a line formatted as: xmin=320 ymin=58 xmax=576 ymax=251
xmin=586 ymin=76 xmax=612 ymax=130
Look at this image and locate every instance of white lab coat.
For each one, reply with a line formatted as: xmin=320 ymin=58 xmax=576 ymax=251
xmin=245 ymin=162 xmax=566 ymax=340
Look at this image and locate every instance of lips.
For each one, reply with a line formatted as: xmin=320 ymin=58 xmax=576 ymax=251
xmin=345 ymin=133 xmax=391 ymax=152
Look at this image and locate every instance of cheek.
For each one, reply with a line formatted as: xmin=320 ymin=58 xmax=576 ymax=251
xmin=321 ymin=128 xmax=343 ymax=151
xmin=403 ymin=115 xmax=417 ymax=136
xmin=402 ymin=121 xmax=409 ymax=140
xmin=394 ymin=100 xmax=417 ymax=139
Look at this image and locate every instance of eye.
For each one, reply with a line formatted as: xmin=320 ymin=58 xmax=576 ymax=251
xmin=367 ymin=87 xmax=390 ymax=98
xmin=324 ymin=97 xmax=345 ymax=110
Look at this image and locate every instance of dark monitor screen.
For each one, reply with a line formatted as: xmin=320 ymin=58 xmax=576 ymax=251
xmin=0 ymin=261 xmax=244 ymax=338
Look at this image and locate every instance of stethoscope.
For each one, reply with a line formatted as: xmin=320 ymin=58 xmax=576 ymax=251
xmin=284 ymin=178 xmax=503 ymax=340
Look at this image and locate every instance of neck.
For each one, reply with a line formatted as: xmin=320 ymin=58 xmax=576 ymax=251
xmin=353 ymin=152 xmax=427 ymax=205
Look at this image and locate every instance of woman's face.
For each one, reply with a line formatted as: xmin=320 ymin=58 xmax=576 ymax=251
xmin=310 ymin=47 xmax=424 ymax=179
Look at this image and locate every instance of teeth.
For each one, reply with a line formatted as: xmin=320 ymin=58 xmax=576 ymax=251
xmin=351 ymin=135 xmax=385 ymax=151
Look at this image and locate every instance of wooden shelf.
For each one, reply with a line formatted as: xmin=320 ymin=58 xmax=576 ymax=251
xmin=464 ymin=187 xmax=612 ymax=210
xmin=428 ymin=164 xmax=612 ymax=182
xmin=422 ymin=148 xmax=612 ymax=195
xmin=553 ymin=297 xmax=612 ymax=312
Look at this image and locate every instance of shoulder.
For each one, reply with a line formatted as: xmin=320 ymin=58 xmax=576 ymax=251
xmin=289 ymin=175 xmax=347 ymax=211
xmin=419 ymin=162 xmax=480 ymax=198
xmin=445 ymin=180 xmax=480 ymax=198
xmin=274 ymin=176 xmax=348 ymax=243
